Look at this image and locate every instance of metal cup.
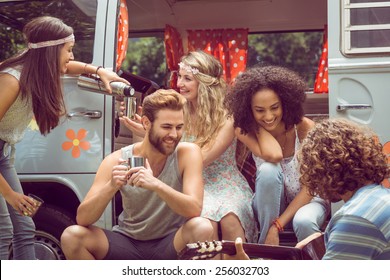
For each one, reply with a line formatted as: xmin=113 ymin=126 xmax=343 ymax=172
xmin=128 ymin=156 xmax=145 ymax=168
xmin=25 ymin=194 xmax=44 ymax=217
xmin=126 ymin=97 xmax=138 ymax=119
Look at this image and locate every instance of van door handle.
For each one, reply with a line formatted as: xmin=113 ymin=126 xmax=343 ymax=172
xmin=336 ymin=104 xmax=372 ymax=112
xmin=67 ymin=110 xmax=102 ymax=119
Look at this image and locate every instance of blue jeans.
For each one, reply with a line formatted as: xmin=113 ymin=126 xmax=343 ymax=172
xmin=0 ymin=139 xmax=36 ymax=259
xmin=252 ymin=162 xmax=329 ymax=244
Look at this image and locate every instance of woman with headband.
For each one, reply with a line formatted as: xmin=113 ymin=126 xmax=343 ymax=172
xmin=177 ymin=51 xmax=257 ymax=245
xmin=0 ymin=16 xmax=128 ymax=259
xmin=122 ymin=51 xmax=258 ymax=246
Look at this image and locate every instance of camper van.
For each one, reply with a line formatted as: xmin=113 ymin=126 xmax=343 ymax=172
xmin=0 ymin=0 xmax=389 ymax=260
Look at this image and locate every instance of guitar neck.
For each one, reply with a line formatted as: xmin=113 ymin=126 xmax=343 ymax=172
xmin=178 ymin=234 xmax=325 ymax=260
xmin=179 ymin=240 xmax=304 ymax=260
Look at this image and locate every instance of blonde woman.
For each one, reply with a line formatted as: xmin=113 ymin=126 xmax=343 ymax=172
xmin=122 ymin=51 xmax=258 ymax=243
xmin=178 ymin=51 xmax=257 ymax=243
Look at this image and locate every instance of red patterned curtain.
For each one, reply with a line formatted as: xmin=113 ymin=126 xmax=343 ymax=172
xmin=314 ymin=26 xmax=328 ymax=93
xmin=187 ymin=28 xmax=248 ymax=84
xmin=164 ymin=25 xmax=184 ymax=89
xmin=116 ymin=0 xmax=129 ymax=72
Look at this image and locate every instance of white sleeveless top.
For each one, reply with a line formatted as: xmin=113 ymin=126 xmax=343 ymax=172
xmin=0 ymin=67 xmax=33 ymax=144
xmin=253 ymin=125 xmax=301 ymax=204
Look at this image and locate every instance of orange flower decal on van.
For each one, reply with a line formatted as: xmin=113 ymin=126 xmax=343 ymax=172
xmin=62 ymin=129 xmax=91 ymax=158
xmin=383 ymin=141 xmax=390 ymax=188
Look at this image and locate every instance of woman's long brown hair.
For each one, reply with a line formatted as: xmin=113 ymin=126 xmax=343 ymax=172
xmin=0 ymin=16 xmax=73 ymax=135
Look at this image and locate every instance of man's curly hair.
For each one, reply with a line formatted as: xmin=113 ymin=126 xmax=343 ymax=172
xmin=225 ymin=65 xmax=307 ymax=134
xmin=298 ymin=118 xmax=390 ymax=201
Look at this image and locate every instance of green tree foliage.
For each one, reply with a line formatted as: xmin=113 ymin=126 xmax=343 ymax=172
xmin=1 ymin=1 xmax=323 ymax=90
xmin=121 ymin=37 xmax=167 ymax=87
xmin=247 ymin=32 xmax=323 ymax=89
xmin=0 ymin=25 xmax=25 ymax=61
xmin=0 ymin=0 xmax=96 ymax=62
xmin=121 ymin=32 xmax=323 ymax=89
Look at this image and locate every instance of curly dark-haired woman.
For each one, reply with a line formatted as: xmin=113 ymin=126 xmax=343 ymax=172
xmin=225 ymin=65 xmax=329 ymax=245
xmin=297 ymin=118 xmax=390 ymax=259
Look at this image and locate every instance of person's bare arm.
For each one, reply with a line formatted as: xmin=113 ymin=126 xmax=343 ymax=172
xmin=76 ymin=150 xmax=126 ymax=226
xmin=120 ymin=114 xmax=146 ymax=138
xmin=0 ymin=175 xmax=35 ymax=216
xmin=223 ymin=237 xmax=250 ymax=260
xmin=0 ymin=74 xmax=36 ymax=214
xmin=0 ymin=73 xmax=19 ymax=122
xmin=200 ymin=118 xmax=235 ymax=167
xmin=265 ymin=185 xmax=313 ymax=245
xmin=295 ymin=232 xmax=323 ymax=249
xmin=128 ymin=142 xmax=204 ymax=218
xmin=236 ymin=126 xmax=283 ymax=163
xmin=66 ymin=61 xmax=129 ymax=93
xmin=297 ymin=117 xmax=315 ymax=142
xmin=264 ymin=118 xmax=315 ymax=245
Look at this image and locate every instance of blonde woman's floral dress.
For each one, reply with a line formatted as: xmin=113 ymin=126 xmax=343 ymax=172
xmin=200 ymin=139 xmax=258 ymax=242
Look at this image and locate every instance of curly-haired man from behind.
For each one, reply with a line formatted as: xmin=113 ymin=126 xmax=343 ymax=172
xmin=297 ymin=118 xmax=390 ymax=259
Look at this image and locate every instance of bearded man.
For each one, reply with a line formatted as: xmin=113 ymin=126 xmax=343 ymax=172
xmin=61 ymin=89 xmax=213 ymax=260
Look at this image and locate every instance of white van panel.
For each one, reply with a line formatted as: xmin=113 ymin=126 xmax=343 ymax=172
xmin=15 ymin=75 xmax=105 ymax=173
xmin=14 ymin=0 xmax=120 ymax=173
xmin=328 ymin=0 xmax=390 ymax=144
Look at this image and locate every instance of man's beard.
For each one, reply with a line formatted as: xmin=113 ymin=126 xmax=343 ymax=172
xmin=149 ymin=128 xmax=180 ymax=155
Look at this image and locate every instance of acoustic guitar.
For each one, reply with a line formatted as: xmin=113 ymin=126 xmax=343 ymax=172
xmin=178 ymin=233 xmax=325 ymax=260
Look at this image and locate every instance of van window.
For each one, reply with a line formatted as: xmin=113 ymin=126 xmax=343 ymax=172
xmin=122 ymin=36 xmax=166 ymax=87
xmin=124 ymin=30 xmax=323 ymax=89
xmin=248 ymin=31 xmax=323 ymax=89
xmin=0 ymin=0 xmax=97 ymax=62
xmin=342 ymin=0 xmax=390 ymax=55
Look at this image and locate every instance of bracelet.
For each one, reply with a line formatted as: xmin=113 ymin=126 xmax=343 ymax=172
xmin=272 ymin=218 xmax=284 ymax=233
xmin=95 ymin=66 xmax=103 ymax=76
xmin=83 ymin=63 xmax=89 ymax=74
xmin=83 ymin=63 xmax=92 ymax=77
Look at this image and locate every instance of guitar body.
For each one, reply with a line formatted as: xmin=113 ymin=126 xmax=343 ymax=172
xmin=301 ymin=234 xmax=326 ymax=260
xmin=178 ymin=234 xmax=325 ymax=260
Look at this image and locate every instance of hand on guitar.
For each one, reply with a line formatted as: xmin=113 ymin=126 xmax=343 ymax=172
xmin=295 ymin=232 xmax=323 ymax=250
xmin=223 ymin=237 xmax=250 ymax=260
xmin=178 ymin=234 xmax=324 ymax=260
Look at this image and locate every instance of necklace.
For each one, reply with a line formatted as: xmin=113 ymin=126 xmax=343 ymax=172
xmin=278 ymin=130 xmax=288 ymax=151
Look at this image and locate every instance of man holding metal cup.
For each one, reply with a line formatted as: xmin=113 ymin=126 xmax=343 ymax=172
xmin=61 ymin=89 xmax=213 ymax=260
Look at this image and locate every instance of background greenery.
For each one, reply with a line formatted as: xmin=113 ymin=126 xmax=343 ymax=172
xmin=1 ymin=0 xmax=323 ymax=89
xmin=0 ymin=0 xmax=95 ymax=63
xmin=121 ymin=31 xmax=323 ymax=89
xmin=121 ymin=37 xmax=167 ymax=87
xmin=248 ymin=32 xmax=323 ymax=88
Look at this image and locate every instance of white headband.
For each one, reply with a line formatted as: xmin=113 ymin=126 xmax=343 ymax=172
xmin=178 ymin=62 xmax=200 ymax=75
xmin=178 ymin=62 xmax=221 ymax=81
xmin=28 ymin=34 xmax=75 ymax=49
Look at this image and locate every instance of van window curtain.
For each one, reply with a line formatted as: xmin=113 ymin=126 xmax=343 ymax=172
xmin=116 ymin=0 xmax=129 ymax=71
xmin=314 ymin=26 xmax=328 ymax=93
xmin=164 ymin=24 xmax=184 ymax=89
xmin=187 ymin=28 xmax=248 ymax=84
xmin=187 ymin=28 xmax=253 ymax=189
